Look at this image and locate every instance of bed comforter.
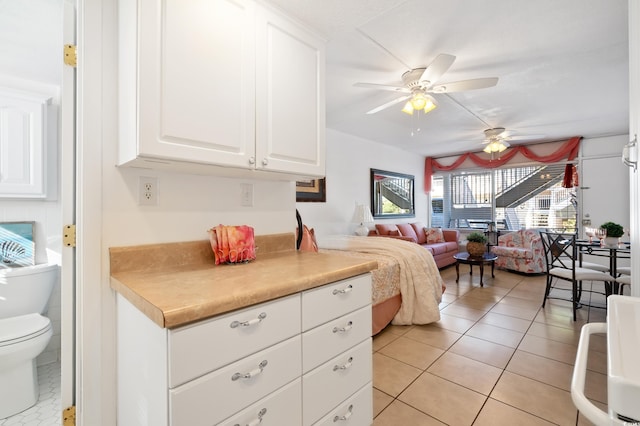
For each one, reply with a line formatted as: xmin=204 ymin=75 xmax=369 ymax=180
xmin=319 ymin=235 xmax=443 ymax=326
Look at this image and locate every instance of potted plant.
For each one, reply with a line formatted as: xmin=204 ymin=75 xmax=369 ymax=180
xmin=600 ymin=221 xmax=625 ymax=247
xmin=466 ymin=232 xmax=487 ymax=257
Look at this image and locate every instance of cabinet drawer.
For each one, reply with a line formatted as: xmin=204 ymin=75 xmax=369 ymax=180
xmin=302 ymin=305 xmax=371 ymax=373
xmin=217 ymin=378 xmax=302 ymax=426
xmin=302 ymin=274 xmax=371 ymax=331
xmin=313 ymin=383 xmax=372 ymax=426
xmin=170 ymin=335 xmax=301 ymax=426
xmin=169 ymin=294 xmax=300 ymax=387
xmin=302 ymin=338 xmax=372 ymax=425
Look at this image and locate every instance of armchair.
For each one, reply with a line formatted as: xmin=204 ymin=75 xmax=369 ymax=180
xmin=490 ymin=229 xmax=545 ymax=274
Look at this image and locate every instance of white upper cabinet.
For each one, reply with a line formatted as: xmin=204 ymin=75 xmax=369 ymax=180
xmin=118 ymin=0 xmax=325 ymax=179
xmin=0 ymin=89 xmax=56 ymax=199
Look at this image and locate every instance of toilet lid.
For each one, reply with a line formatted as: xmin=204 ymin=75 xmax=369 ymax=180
xmin=0 ymin=313 xmax=51 ymax=346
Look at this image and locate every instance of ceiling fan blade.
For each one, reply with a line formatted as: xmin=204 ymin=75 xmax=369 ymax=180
xmin=354 ymin=82 xmax=410 ymax=93
xmin=419 ymin=54 xmax=456 ymax=85
xmin=430 ymin=77 xmax=499 ymax=93
xmin=366 ymin=95 xmax=411 ymax=114
xmin=508 ymin=134 xmax=546 ymax=141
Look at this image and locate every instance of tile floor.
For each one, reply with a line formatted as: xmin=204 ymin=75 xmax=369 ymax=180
xmin=0 ymin=361 xmax=61 ymax=426
xmin=372 ymin=265 xmax=610 ymax=426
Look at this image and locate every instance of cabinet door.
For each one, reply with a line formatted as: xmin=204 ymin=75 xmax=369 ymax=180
xmin=255 ymin=5 xmax=326 ymax=177
xmin=122 ymin=0 xmax=256 ymax=168
xmin=0 ymin=90 xmax=54 ymax=199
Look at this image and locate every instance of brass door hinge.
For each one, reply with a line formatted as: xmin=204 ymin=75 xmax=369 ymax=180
xmin=63 ymin=224 xmax=76 ymax=247
xmin=64 ymin=44 xmax=77 ymax=67
xmin=63 ymin=406 xmax=76 ymax=426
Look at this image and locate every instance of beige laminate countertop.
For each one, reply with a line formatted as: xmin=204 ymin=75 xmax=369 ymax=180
xmin=109 ymin=235 xmax=377 ymax=329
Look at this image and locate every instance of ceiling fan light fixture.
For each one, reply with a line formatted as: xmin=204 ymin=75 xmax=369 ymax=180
xmin=401 ymin=101 xmax=414 ymax=115
xmin=483 ymin=140 xmax=508 ymax=154
xmin=411 ymin=92 xmax=428 ymax=110
xmin=402 ymin=93 xmax=437 ymax=115
xmin=422 ymin=96 xmax=437 ymax=113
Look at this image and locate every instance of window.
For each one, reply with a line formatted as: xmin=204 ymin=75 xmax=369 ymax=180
xmin=432 ymin=163 xmax=577 ymax=232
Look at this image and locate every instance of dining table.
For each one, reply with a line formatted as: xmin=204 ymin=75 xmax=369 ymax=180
xmin=576 ymin=239 xmax=631 ymax=295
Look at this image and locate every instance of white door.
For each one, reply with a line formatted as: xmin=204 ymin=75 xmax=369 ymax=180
xmin=60 ymin=0 xmax=76 ymax=413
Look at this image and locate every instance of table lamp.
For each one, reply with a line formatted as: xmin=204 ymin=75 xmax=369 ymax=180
xmin=352 ymin=204 xmax=374 ymax=236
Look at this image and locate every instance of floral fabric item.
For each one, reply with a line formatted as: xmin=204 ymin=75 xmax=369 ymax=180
xmin=208 ymin=225 xmax=256 ymax=264
xmin=424 ymin=227 xmax=445 ymax=244
xmin=490 ymin=229 xmax=545 ymax=274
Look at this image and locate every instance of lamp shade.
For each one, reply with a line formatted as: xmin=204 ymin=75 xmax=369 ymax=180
xmin=352 ymin=204 xmax=374 ymax=236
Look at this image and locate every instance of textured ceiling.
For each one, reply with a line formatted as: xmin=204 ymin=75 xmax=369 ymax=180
xmin=268 ymin=0 xmax=629 ymax=157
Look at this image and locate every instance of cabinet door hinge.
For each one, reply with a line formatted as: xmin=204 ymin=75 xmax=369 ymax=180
xmin=64 ymin=44 xmax=77 ymax=67
xmin=63 ymin=406 xmax=76 ymax=426
xmin=63 ymin=224 xmax=76 ymax=247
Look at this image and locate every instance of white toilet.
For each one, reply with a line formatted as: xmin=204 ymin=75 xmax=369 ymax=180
xmin=0 ymin=263 xmax=59 ymax=419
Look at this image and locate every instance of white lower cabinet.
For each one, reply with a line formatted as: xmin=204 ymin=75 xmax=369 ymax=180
xmin=217 ymin=379 xmax=302 ymax=426
xmin=116 ymin=273 xmax=372 ymax=426
xmin=170 ymin=336 xmax=301 ymax=426
xmin=313 ymin=384 xmax=373 ymax=426
xmin=302 ymin=339 xmax=372 ymax=425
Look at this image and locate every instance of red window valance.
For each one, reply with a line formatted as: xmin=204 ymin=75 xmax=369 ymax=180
xmin=424 ymin=136 xmax=582 ymax=192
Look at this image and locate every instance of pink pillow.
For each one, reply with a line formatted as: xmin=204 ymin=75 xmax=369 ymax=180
xmin=396 ymin=223 xmax=418 ymax=243
xmin=424 ymin=227 xmax=445 ymax=244
xmin=410 ymin=222 xmax=427 ymax=244
xmin=375 ymin=224 xmax=399 ymax=235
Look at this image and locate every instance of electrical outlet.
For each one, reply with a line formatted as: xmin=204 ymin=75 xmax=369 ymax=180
xmin=139 ymin=176 xmax=158 ymax=206
xmin=241 ymin=183 xmax=253 ymax=207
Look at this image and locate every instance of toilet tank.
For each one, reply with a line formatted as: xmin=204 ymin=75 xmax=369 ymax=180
xmin=0 ymin=263 xmax=59 ymax=319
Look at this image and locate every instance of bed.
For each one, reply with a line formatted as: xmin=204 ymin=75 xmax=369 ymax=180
xmin=318 ymin=235 xmax=444 ymax=335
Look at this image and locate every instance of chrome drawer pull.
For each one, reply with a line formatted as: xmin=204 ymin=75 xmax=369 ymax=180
xmin=333 ymin=357 xmax=353 ymax=372
xmin=332 ymin=284 xmax=353 ymax=295
xmin=234 ymin=408 xmax=267 ymax=426
xmin=230 ymin=312 xmax=267 ymax=329
xmin=231 ymin=360 xmax=268 ymax=381
xmin=332 ymin=321 xmax=353 ymax=333
xmin=333 ymin=405 xmax=353 ymax=422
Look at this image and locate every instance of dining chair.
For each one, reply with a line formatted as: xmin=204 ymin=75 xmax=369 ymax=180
xmin=615 ymin=274 xmax=631 ymax=295
xmin=616 ymin=266 xmax=631 ymax=276
xmin=540 ymin=232 xmax=614 ymax=321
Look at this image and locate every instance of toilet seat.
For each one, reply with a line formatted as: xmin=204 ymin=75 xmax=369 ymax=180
xmin=0 ymin=314 xmax=52 ymax=347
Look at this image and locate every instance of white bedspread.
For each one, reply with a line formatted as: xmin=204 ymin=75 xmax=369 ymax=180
xmin=319 ymin=236 xmax=443 ymax=326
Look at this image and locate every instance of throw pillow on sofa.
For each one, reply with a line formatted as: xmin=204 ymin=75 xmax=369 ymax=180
xmin=410 ymin=222 xmax=428 ymax=244
xmin=424 ymin=227 xmax=445 ymax=244
xmin=375 ymin=224 xmax=399 ymax=235
xmin=396 ymin=223 xmax=419 ymax=243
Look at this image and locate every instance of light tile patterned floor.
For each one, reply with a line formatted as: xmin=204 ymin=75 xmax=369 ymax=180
xmin=373 ymin=266 xmax=610 ymax=426
xmin=0 ymin=361 xmax=61 ymax=426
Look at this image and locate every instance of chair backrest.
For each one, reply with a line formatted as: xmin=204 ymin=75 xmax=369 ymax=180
xmin=540 ymin=231 xmax=577 ymax=272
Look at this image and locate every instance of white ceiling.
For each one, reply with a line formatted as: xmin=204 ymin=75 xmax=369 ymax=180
xmin=268 ymin=0 xmax=629 ymax=157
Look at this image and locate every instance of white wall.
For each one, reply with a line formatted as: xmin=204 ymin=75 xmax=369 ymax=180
xmin=580 ymin=134 xmax=631 ymax=236
xmin=296 ymin=128 xmax=427 ymax=237
xmin=0 ymin=0 xmax=63 ymax=367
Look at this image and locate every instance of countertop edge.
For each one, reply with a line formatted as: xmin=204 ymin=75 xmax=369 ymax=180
xmin=110 ymin=250 xmax=377 ymax=329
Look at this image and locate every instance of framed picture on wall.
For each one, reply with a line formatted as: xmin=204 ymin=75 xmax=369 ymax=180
xmin=296 ymin=178 xmax=326 ymax=202
xmin=0 ymin=221 xmax=35 ymax=266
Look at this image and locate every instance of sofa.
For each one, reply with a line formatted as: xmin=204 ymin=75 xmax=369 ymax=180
xmin=368 ymin=222 xmax=459 ymax=268
xmin=490 ymin=229 xmax=545 ymax=274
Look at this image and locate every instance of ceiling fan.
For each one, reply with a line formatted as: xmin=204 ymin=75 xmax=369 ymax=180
xmin=354 ymin=54 xmax=498 ymax=115
xmin=482 ymin=127 xmax=511 ymax=153
xmin=481 ymin=127 xmax=545 ymax=153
